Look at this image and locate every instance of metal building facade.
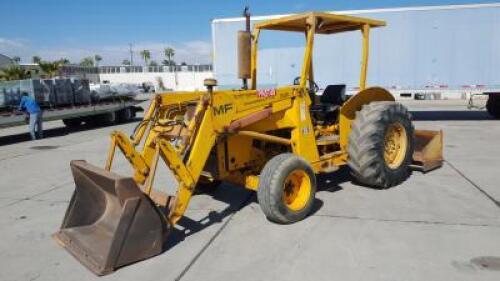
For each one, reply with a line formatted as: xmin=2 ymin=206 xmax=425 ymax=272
xmin=0 ymin=54 xmax=13 ymax=69
xmin=212 ymin=3 xmax=500 ymax=91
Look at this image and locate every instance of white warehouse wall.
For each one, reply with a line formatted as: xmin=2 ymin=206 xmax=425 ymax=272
xmin=99 ymin=71 xmax=213 ymax=91
xmin=212 ymin=3 xmax=500 ymax=100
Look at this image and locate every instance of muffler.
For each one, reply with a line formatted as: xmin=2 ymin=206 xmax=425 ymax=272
xmin=412 ymin=129 xmax=444 ymax=172
xmin=53 ymin=160 xmax=168 ymax=275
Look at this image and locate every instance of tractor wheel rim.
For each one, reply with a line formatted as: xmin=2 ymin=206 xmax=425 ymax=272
xmin=283 ymin=169 xmax=311 ymax=211
xmin=384 ymin=122 xmax=408 ymax=169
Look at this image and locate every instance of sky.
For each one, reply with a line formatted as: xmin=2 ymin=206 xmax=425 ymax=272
xmin=0 ymin=0 xmax=498 ymax=65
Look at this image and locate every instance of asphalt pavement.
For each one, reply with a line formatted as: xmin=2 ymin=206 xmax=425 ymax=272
xmin=0 ymin=99 xmax=499 ymax=281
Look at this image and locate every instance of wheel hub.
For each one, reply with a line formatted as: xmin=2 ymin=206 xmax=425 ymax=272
xmin=283 ymin=170 xmax=311 ymax=211
xmin=384 ymin=122 xmax=407 ymax=169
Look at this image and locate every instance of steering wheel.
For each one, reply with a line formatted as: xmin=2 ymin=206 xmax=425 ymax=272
xmin=293 ymin=76 xmax=319 ymax=93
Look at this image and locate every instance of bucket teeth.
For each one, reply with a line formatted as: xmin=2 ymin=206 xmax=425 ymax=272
xmin=53 ymin=160 xmax=168 ymax=275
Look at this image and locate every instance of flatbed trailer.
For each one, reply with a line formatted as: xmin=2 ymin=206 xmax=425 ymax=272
xmin=0 ymin=98 xmax=144 ymax=129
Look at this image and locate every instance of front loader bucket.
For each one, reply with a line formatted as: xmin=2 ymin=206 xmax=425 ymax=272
xmin=53 ymin=160 xmax=168 ymax=275
xmin=412 ymin=129 xmax=444 ymax=172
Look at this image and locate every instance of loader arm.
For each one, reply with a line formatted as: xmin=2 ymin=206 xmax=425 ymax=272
xmin=103 ymin=92 xmax=215 ymax=225
xmin=103 ymin=85 xmax=317 ymax=225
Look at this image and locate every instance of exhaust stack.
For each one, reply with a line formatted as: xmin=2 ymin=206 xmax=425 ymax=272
xmin=238 ymin=7 xmax=252 ymax=89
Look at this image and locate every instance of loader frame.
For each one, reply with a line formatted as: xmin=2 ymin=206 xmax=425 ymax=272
xmin=104 ymin=12 xmax=397 ymax=226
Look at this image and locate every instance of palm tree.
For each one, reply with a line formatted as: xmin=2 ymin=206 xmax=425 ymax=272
xmin=12 ymin=56 xmax=21 ymax=64
xmin=79 ymin=57 xmax=95 ymax=67
xmin=58 ymin=58 xmax=70 ymax=65
xmin=122 ymin=59 xmax=131 ymax=65
xmin=140 ymin=50 xmax=151 ymax=66
xmin=164 ymin=47 xmax=175 ymax=66
xmin=94 ymin=54 xmax=102 ymax=66
xmin=38 ymin=61 xmax=61 ymax=78
xmin=32 ymin=56 xmax=42 ymax=64
xmin=0 ymin=65 xmax=31 ymax=80
xmin=162 ymin=59 xmax=176 ymax=66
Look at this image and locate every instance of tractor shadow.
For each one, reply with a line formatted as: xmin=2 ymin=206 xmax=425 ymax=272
xmin=162 ymin=165 xmax=413 ymax=252
xmin=163 ymin=183 xmax=254 ymax=251
xmin=163 ymin=166 xmax=355 ymax=251
xmin=316 ymin=166 xmax=351 ymax=193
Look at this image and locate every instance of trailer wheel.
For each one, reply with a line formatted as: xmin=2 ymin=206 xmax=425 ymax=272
xmin=86 ymin=112 xmax=116 ymax=127
xmin=102 ymin=112 xmax=117 ymax=125
xmin=118 ymin=108 xmax=133 ymax=123
xmin=257 ymin=153 xmax=316 ymax=224
xmin=62 ymin=118 xmax=82 ymax=129
xmin=486 ymin=95 xmax=500 ymax=119
xmin=348 ymin=101 xmax=414 ymax=188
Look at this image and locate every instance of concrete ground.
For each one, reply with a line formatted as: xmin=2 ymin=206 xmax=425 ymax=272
xmin=0 ymin=99 xmax=499 ymax=281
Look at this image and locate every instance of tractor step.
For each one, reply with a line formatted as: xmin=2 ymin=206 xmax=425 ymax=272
xmin=316 ymin=134 xmax=339 ymax=146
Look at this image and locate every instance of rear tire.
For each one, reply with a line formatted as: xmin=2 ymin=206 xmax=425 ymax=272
xmin=257 ymin=153 xmax=316 ymax=224
xmin=348 ymin=102 xmax=414 ymax=188
xmin=486 ymin=95 xmax=500 ymax=119
xmin=62 ymin=118 xmax=82 ymax=128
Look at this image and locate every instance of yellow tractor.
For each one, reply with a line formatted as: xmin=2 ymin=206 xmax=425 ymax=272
xmin=53 ymin=11 xmax=443 ymax=275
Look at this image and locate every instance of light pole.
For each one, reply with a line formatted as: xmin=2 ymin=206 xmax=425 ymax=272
xmin=129 ymin=43 xmax=134 ymax=66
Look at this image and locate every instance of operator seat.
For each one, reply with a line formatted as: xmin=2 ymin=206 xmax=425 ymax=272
xmin=310 ymin=84 xmax=346 ymax=124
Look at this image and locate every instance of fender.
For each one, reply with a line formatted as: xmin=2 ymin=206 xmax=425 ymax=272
xmin=338 ymin=86 xmax=394 ymax=149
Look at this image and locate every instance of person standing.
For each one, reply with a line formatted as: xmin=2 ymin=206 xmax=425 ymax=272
xmin=18 ymin=92 xmax=43 ymax=140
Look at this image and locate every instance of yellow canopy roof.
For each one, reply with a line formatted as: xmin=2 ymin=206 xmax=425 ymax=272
xmin=254 ymin=12 xmax=386 ymax=34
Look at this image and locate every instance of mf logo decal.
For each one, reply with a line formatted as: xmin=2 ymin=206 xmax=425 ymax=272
xmin=256 ymin=88 xmax=276 ymax=98
xmin=213 ymin=103 xmax=233 ymax=115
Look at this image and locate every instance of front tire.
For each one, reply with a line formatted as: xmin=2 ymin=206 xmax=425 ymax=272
xmin=348 ymin=102 xmax=414 ymax=188
xmin=257 ymin=153 xmax=316 ymax=224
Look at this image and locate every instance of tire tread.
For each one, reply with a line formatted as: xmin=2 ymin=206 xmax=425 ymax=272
xmin=347 ymin=101 xmax=414 ymax=188
xmin=257 ymin=153 xmax=316 ymax=224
